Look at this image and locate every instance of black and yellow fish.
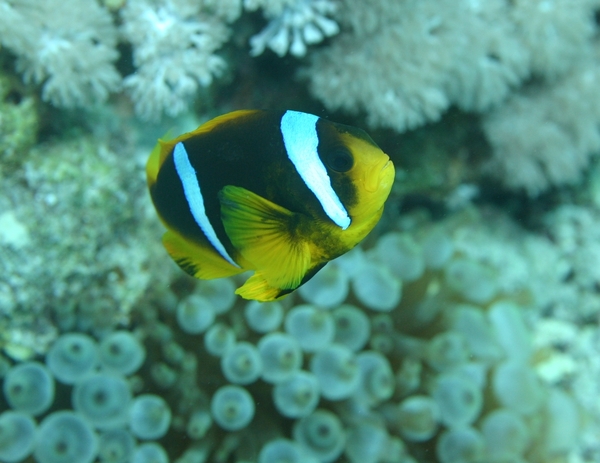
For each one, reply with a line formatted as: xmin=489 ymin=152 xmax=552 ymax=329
xmin=146 ymin=109 xmax=394 ymax=301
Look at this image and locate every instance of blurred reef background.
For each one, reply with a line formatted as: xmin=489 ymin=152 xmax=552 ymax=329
xmin=2 ymin=0 xmax=600 ymax=462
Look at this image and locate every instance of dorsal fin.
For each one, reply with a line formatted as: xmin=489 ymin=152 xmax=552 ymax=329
xmin=146 ymin=110 xmax=260 ymax=186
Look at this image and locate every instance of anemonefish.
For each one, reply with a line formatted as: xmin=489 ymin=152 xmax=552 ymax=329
xmin=146 ymin=109 xmax=395 ymax=301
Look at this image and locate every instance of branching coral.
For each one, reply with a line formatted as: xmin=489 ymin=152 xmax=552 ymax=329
xmin=305 ymin=0 xmax=533 ymax=132
xmin=304 ymin=0 xmax=597 ymax=134
xmin=509 ymin=0 xmax=595 ymax=78
xmin=482 ymin=55 xmax=600 ymax=195
xmin=303 ymin=0 xmax=599 ymax=194
xmin=0 ymin=0 xmax=239 ymax=118
xmin=0 ymin=0 xmax=120 ymax=108
xmin=120 ymin=0 xmax=231 ymax=120
xmin=247 ymin=0 xmax=339 ymax=57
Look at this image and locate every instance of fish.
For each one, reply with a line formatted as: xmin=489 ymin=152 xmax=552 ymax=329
xmin=146 ymin=109 xmax=395 ymax=302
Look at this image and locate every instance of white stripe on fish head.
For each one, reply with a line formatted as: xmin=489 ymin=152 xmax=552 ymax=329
xmin=280 ymin=110 xmax=351 ymax=230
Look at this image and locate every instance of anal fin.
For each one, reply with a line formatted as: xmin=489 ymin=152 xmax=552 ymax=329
xmin=162 ymin=230 xmax=246 ymax=280
xmin=235 ymin=272 xmax=287 ymax=302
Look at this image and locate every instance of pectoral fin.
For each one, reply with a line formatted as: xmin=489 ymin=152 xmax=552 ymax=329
xmin=219 ymin=185 xmax=311 ymax=300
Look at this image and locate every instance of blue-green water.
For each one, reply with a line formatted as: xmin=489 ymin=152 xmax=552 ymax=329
xmin=1 ymin=1 xmax=599 ymax=462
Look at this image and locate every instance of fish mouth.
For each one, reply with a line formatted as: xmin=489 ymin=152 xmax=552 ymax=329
xmin=364 ymin=156 xmax=393 ymax=192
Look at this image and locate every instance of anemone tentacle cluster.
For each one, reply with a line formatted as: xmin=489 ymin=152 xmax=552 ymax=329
xmin=1 ymin=207 xmax=585 ymax=463
xmin=0 ymin=331 xmax=170 ymax=463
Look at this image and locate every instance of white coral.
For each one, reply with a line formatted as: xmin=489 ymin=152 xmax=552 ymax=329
xmin=121 ymin=0 xmax=230 ymax=119
xmin=304 ymin=0 xmax=598 ymax=133
xmin=510 ymin=0 xmax=595 ymax=78
xmin=306 ymin=0 xmax=530 ymax=132
xmin=0 ymin=0 xmax=120 ymax=108
xmin=202 ymin=0 xmax=243 ymax=23
xmin=444 ymin=0 xmax=530 ymax=112
xmin=248 ymin=0 xmax=339 ymax=57
xmin=482 ymin=58 xmax=600 ymax=195
xmin=244 ymin=0 xmax=296 ymax=16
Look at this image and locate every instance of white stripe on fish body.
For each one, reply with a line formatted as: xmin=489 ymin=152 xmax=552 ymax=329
xmin=280 ymin=110 xmax=351 ymax=230
xmin=173 ymin=142 xmax=241 ymax=268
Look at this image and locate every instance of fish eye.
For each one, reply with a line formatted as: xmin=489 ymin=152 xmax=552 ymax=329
xmin=326 ymin=148 xmax=353 ymax=173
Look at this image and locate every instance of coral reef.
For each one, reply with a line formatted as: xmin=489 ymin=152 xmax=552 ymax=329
xmin=304 ymin=0 xmax=596 ymax=127
xmin=0 ymin=73 xmax=38 ymax=163
xmin=482 ymin=48 xmax=600 ymax=195
xmin=0 ymin=134 xmax=170 ymax=359
xmin=0 ymin=0 xmax=120 ymax=108
xmin=2 ymin=204 xmax=595 ymax=463
xmin=2 ymin=0 xmax=598 ymax=193
xmin=0 ymin=0 xmax=339 ymax=119
xmin=303 ymin=0 xmax=600 ymax=194
xmin=3 ymin=1 xmax=600 ymax=462
xmin=247 ymin=0 xmax=339 ymax=57
xmin=120 ymin=0 xmax=231 ymax=120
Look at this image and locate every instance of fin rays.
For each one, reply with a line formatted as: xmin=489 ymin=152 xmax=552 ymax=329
xmin=219 ymin=185 xmax=312 ymax=300
xmin=162 ymin=230 xmax=245 ymax=280
xmin=146 ymin=110 xmax=394 ymax=302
